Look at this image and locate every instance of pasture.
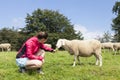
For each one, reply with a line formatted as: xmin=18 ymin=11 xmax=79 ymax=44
xmin=0 ymin=50 xmax=120 ymax=80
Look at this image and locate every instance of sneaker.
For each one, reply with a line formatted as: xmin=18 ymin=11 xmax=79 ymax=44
xmin=19 ymin=67 xmax=26 ymax=73
xmin=38 ymin=71 xmax=44 ymax=75
xmin=37 ymin=68 xmax=44 ymax=74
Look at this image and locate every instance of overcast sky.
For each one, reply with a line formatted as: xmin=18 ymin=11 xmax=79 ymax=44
xmin=0 ymin=0 xmax=117 ymax=39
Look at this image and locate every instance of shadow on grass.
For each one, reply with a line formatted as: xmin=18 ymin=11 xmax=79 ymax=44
xmin=59 ymin=62 xmax=95 ymax=67
xmin=15 ymin=68 xmax=39 ymax=75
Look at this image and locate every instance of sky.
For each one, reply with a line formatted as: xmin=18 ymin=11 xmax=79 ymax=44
xmin=0 ymin=0 xmax=118 ymax=39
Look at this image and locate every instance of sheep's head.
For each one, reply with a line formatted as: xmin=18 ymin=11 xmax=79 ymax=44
xmin=56 ymin=39 xmax=65 ymax=49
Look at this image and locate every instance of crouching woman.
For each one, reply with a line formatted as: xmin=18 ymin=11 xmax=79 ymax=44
xmin=16 ymin=31 xmax=55 ymax=74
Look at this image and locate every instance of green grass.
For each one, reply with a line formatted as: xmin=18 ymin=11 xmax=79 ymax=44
xmin=0 ymin=50 xmax=120 ymax=80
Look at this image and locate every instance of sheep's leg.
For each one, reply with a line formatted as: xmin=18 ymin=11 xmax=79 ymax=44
xmin=103 ymin=49 xmax=104 ymax=53
xmin=77 ymin=56 xmax=80 ymax=65
xmin=109 ymin=48 xmax=110 ymax=52
xmin=118 ymin=49 xmax=120 ymax=54
xmin=99 ymin=54 xmax=102 ymax=67
xmin=73 ymin=55 xmax=77 ymax=67
xmin=2 ymin=48 xmax=3 ymax=52
xmin=114 ymin=49 xmax=117 ymax=55
xmin=103 ymin=49 xmax=105 ymax=53
xmin=94 ymin=53 xmax=102 ymax=67
xmin=115 ymin=50 xmax=116 ymax=55
xmin=94 ymin=54 xmax=100 ymax=66
xmin=95 ymin=57 xmax=99 ymax=66
xmin=94 ymin=53 xmax=98 ymax=66
xmin=112 ymin=48 xmax=114 ymax=52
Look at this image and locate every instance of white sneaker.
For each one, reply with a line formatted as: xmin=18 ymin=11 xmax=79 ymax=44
xmin=37 ymin=68 xmax=44 ymax=74
xmin=39 ymin=71 xmax=44 ymax=75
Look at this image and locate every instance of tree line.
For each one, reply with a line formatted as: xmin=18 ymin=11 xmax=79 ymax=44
xmin=0 ymin=1 xmax=120 ymax=51
xmin=0 ymin=9 xmax=83 ymax=51
xmin=112 ymin=1 xmax=120 ymax=42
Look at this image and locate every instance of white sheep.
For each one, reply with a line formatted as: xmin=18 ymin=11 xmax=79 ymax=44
xmin=101 ymin=42 xmax=114 ymax=53
xmin=44 ymin=44 xmax=52 ymax=48
xmin=56 ymin=39 xmax=102 ymax=67
xmin=0 ymin=43 xmax=11 ymax=51
xmin=113 ymin=42 xmax=120 ymax=55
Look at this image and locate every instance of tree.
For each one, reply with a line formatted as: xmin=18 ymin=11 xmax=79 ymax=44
xmin=102 ymin=31 xmax=113 ymax=42
xmin=95 ymin=31 xmax=113 ymax=42
xmin=0 ymin=28 xmax=19 ymax=50
xmin=112 ymin=1 xmax=120 ymax=15
xmin=21 ymin=9 xmax=83 ymax=48
xmin=112 ymin=1 xmax=120 ymax=41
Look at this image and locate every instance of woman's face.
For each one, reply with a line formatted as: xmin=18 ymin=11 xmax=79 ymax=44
xmin=39 ymin=38 xmax=47 ymax=43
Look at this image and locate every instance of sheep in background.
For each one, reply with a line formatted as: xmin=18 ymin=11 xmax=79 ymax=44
xmin=101 ymin=42 xmax=114 ymax=53
xmin=0 ymin=43 xmax=11 ymax=51
xmin=113 ymin=42 xmax=120 ymax=55
xmin=56 ymin=39 xmax=102 ymax=67
xmin=44 ymin=44 xmax=52 ymax=48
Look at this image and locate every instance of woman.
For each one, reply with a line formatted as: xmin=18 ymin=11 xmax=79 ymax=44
xmin=16 ymin=31 xmax=55 ymax=74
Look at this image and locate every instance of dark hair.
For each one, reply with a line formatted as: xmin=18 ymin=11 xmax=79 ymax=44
xmin=36 ymin=31 xmax=48 ymax=39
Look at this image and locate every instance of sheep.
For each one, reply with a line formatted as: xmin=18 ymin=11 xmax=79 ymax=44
xmin=0 ymin=43 xmax=11 ymax=51
xmin=55 ymin=39 xmax=102 ymax=67
xmin=113 ymin=42 xmax=120 ymax=55
xmin=44 ymin=44 xmax=52 ymax=48
xmin=101 ymin=42 xmax=114 ymax=53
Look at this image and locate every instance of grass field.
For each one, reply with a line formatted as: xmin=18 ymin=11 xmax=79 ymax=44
xmin=0 ymin=50 xmax=120 ymax=80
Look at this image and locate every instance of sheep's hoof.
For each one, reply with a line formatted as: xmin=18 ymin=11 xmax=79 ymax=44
xmin=72 ymin=65 xmax=75 ymax=67
xmin=95 ymin=63 xmax=99 ymax=66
